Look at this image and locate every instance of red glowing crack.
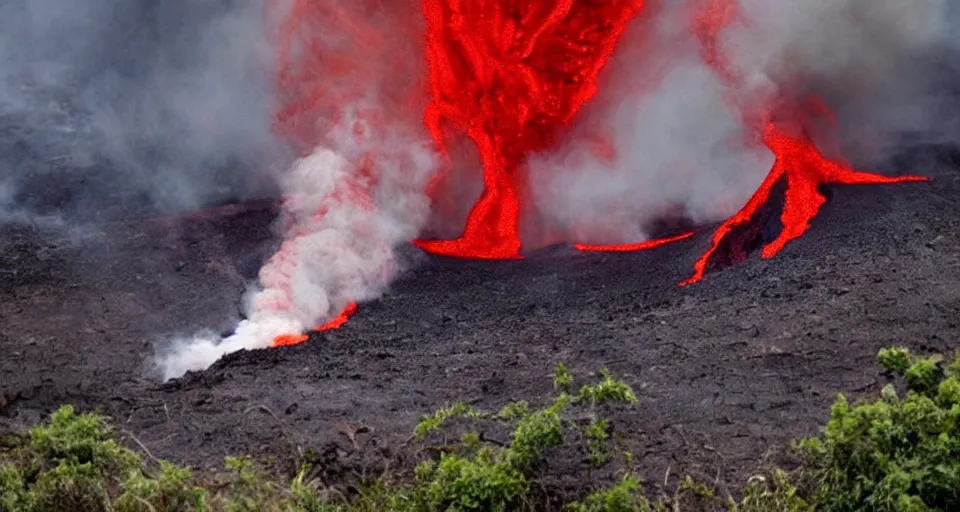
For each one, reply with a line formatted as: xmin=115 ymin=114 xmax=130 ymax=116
xmin=575 ymin=231 xmax=697 ymax=253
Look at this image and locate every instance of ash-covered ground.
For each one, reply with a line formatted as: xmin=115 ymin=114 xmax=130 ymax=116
xmin=1 ymin=143 xmax=958 ymax=491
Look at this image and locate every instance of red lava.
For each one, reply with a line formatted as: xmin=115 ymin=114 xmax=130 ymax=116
xmin=266 ymin=0 xmax=928 ymax=344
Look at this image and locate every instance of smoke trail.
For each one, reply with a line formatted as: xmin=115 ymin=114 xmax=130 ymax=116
xmin=157 ymin=2 xmax=439 ymax=380
xmin=528 ymin=0 xmax=956 ymax=246
xmin=0 ymin=0 xmax=283 ymax=225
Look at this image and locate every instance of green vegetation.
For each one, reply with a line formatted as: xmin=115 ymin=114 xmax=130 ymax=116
xmin=2 ymin=347 xmax=959 ymax=511
xmin=794 ymin=346 xmax=960 ymax=511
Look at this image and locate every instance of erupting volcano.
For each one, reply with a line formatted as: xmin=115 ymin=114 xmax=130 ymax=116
xmin=262 ymin=0 xmax=926 ymax=348
xmin=158 ymin=0 xmax=935 ymax=379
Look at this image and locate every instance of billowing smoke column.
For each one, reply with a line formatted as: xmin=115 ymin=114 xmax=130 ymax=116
xmin=158 ymin=0 xmax=438 ymax=379
xmin=160 ymin=0 xmax=952 ymax=379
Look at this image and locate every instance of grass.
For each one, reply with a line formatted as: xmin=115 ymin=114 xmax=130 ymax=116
xmin=2 ymin=347 xmax=959 ymax=511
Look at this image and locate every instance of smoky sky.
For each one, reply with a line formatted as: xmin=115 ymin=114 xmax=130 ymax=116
xmin=0 ymin=0 xmax=286 ymax=225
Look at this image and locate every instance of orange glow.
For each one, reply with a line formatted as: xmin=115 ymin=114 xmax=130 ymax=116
xmin=271 ymin=302 xmax=358 ymax=348
xmin=678 ymin=0 xmax=928 ymax=284
xmin=264 ymin=0 xmax=929 ymax=341
xmin=679 ymin=125 xmax=927 ymax=285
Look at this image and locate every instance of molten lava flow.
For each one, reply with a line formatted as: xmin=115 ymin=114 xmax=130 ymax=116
xmin=673 ymin=0 xmax=930 ymax=285
xmin=272 ymin=302 xmax=358 ymax=347
xmin=414 ymin=0 xmax=646 ymax=259
xmin=259 ymin=0 xmax=931 ymax=349
xmin=575 ymin=231 xmax=697 ymax=252
xmin=679 ymin=124 xmax=928 ymax=285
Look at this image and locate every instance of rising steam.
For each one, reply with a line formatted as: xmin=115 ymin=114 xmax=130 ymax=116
xmin=528 ymin=0 xmax=954 ymax=246
xmin=157 ymin=1 xmax=438 ymax=379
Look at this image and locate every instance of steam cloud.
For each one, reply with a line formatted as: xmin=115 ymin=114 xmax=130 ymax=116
xmin=157 ymin=1 xmax=439 ymax=380
xmin=528 ymin=0 xmax=957 ymax=246
xmin=2 ymin=1 xmax=956 ymax=380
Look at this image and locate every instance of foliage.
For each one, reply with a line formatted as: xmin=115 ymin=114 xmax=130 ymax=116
xmin=404 ymin=365 xmax=639 ymax=511
xmin=795 ymin=347 xmax=960 ymax=511
xmin=1 ymin=367 xmax=648 ymax=512
xmin=4 ymin=347 xmax=960 ymax=511
xmin=0 ymin=405 xmax=207 ymax=512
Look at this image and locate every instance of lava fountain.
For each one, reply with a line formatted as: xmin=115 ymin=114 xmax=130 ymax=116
xmin=267 ymin=0 xmax=927 ymax=344
xmin=159 ymin=0 xmax=935 ymax=379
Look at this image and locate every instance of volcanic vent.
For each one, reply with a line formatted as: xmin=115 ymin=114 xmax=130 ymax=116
xmin=158 ymin=0 xmax=936 ymax=379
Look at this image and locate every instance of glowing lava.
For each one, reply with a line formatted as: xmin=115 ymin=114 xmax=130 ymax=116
xmin=575 ymin=231 xmax=697 ymax=253
xmin=272 ymin=302 xmax=358 ymax=347
xmin=413 ymin=0 xmax=646 ymax=259
xmin=263 ymin=0 xmax=930 ymax=347
xmin=673 ymin=0 xmax=929 ymax=284
xmin=679 ymin=124 xmax=928 ymax=285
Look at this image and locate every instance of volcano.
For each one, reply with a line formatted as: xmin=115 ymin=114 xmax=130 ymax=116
xmin=264 ymin=0 xmax=927 ymax=347
xmin=4 ymin=0 xmax=960 ymax=500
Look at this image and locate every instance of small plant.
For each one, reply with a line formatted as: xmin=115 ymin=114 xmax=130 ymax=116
xmin=876 ymin=346 xmax=912 ymax=375
xmin=577 ymin=370 xmax=638 ymax=407
xmin=554 ymin=362 xmax=574 ymax=390
xmin=728 ymin=470 xmax=812 ymax=512
xmin=414 ymin=403 xmax=484 ymax=438
xmin=565 ymin=475 xmax=653 ymax=512
xmin=407 ymin=366 xmax=642 ymax=510
xmin=584 ymin=419 xmax=611 ymax=466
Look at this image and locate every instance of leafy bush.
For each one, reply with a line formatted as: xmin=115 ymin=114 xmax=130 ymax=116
xmin=796 ymin=347 xmax=960 ymax=511
xmin=0 ymin=367 xmax=656 ymax=512
xmin=0 ymin=405 xmax=207 ymax=512
xmin=404 ymin=364 xmax=640 ymax=511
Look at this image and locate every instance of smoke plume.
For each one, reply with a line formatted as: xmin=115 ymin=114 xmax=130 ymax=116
xmin=4 ymin=1 xmax=954 ymax=379
xmin=527 ymin=0 xmax=956 ymax=246
xmin=157 ymin=1 xmax=439 ymax=380
xmin=159 ymin=0 xmax=960 ymax=378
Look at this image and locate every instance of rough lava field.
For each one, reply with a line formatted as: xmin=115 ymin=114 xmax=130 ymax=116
xmin=2 ymin=144 xmax=958 ymax=490
xmin=2 ymin=0 xmax=960 ymax=497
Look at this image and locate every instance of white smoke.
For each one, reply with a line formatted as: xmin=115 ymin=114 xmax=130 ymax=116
xmin=528 ymin=0 xmax=955 ymax=246
xmin=157 ymin=2 xmax=438 ymax=380
xmin=159 ymin=114 xmax=437 ymax=379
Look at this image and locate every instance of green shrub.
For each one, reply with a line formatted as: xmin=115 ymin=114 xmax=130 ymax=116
xmin=796 ymin=347 xmax=960 ymax=511
xmin=406 ymin=366 xmax=641 ymax=511
xmin=565 ymin=475 xmax=653 ymax=512
xmin=0 ymin=405 xmax=209 ymax=512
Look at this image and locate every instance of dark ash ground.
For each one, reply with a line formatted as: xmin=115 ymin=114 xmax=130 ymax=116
xmin=1 ymin=146 xmax=958 ymax=494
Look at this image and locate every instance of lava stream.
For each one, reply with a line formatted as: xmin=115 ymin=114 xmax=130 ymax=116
xmin=575 ymin=231 xmax=697 ymax=253
xmin=679 ymin=124 xmax=928 ymax=285
xmin=272 ymin=302 xmax=358 ymax=347
xmin=413 ymin=0 xmax=646 ymax=259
